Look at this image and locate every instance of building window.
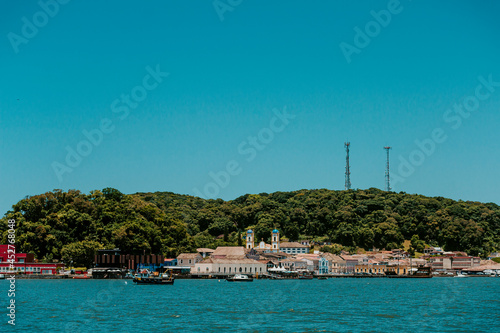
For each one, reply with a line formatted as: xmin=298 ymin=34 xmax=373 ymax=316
xmin=239 ymin=267 xmax=242 ymax=273
xmin=229 ymin=267 xmax=231 ymax=273
xmin=189 ymin=259 xmax=192 ymax=264
xmin=197 ymin=267 xmax=200 ymax=272
xmin=19 ymin=259 xmax=25 ymax=263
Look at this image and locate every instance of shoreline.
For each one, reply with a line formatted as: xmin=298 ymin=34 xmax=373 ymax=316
xmin=3 ymin=273 xmax=497 ymax=280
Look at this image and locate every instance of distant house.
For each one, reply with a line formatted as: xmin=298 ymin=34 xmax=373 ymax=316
xmin=318 ymin=257 xmax=329 ymax=274
xmin=257 ymin=251 xmax=289 ymax=261
xmin=342 ymin=258 xmax=359 ymax=273
xmin=279 ymin=259 xmax=307 ymax=271
xmin=488 ymin=252 xmax=499 ymax=260
xmin=280 ymin=242 xmax=310 ymax=254
xmin=177 ymin=253 xmax=203 ymax=267
xmin=355 ymin=264 xmax=387 ymax=275
xmin=0 ymin=244 xmax=63 ymax=275
xmin=298 ymin=258 xmax=318 ymax=272
xmin=163 ymin=259 xmax=177 ymax=267
xmin=321 ymin=253 xmax=346 ymax=274
xmin=391 ymin=249 xmax=409 ymax=260
xmin=299 ymin=240 xmax=311 ymax=247
xmin=428 ymin=256 xmax=480 ymax=270
xmin=424 ymin=247 xmax=444 ymax=256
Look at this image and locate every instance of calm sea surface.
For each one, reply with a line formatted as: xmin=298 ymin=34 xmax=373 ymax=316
xmin=1 ymin=277 xmax=499 ymax=332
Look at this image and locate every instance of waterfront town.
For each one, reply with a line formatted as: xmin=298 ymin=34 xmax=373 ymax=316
xmin=1 ymin=228 xmax=499 ymax=280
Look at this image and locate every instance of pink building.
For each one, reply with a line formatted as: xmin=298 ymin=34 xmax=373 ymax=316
xmin=0 ymin=245 xmax=63 ymax=275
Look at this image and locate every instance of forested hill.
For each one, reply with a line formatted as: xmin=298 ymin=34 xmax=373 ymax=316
xmin=1 ymin=188 xmax=499 ymax=265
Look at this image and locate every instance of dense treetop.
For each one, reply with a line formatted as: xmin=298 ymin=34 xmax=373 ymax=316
xmin=1 ymin=188 xmax=499 ymax=265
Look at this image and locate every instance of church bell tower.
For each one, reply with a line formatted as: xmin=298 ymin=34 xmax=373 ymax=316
xmin=271 ymin=229 xmax=280 ymax=253
xmin=246 ymin=229 xmax=254 ymax=249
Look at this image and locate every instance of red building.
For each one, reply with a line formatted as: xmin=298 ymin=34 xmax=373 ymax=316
xmin=0 ymin=245 xmax=64 ymax=275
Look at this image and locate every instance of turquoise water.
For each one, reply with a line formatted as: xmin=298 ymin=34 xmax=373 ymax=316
xmin=1 ymin=278 xmax=499 ymax=332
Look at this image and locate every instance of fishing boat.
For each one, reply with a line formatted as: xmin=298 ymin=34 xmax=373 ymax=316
xmin=133 ymin=269 xmax=175 ymax=285
xmin=226 ymin=274 xmax=253 ymax=282
xmin=385 ymin=266 xmax=432 ymax=278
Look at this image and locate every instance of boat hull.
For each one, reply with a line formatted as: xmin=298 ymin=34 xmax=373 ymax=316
xmin=133 ymin=277 xmax=175 ymax=285
xmin=385 ymin=267 xmax=432 ymax=278
xmin=226 ymin=278 xmax=253 ymax=282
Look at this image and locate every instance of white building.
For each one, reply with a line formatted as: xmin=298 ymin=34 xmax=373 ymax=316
xmin=177 ymin=253 xmax=203 ymax=267
xmin=191 ymin=258 xmax=267 ymax=276
xmin=280 ymin=242 xmax=310 ymax=254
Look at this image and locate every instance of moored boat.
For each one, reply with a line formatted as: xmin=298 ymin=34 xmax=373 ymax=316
xmin=386 ymin=266 xmax=432 ymax=278
xmin=133 ymin=269 xmax=175 ymax=285
xmin=226 ymin=274 xmax=253 ymax=282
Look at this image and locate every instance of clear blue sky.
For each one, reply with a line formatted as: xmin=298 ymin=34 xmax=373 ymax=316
xmin=1 ymin=0 xmax=499 ymax=215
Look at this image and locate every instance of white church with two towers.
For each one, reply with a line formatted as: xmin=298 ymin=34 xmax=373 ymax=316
xmin=246 ymin=228 xmax=280 ymax=253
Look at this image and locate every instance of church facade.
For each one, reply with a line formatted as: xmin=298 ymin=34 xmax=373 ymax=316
xmin=246 ymin=229 xmax=281 ymax=253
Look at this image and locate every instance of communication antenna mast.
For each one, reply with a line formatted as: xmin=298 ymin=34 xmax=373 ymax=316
xmin=384 ymin=146 xmax=392 ymax=191
xmin=344 ymin=142 xmax=351 ymax=190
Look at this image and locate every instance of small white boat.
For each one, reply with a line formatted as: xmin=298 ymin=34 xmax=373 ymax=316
xmin=226 ymin=274 xmax=253 ymax=282
xmin=455 ymin=273 xmax=467 ymax=278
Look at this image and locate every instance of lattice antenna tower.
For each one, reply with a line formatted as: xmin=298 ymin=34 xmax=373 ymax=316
xmin=344 ymin=142 xmax=351 ymax=190
xmin=384 ymin=146 xmax=392 ymax=191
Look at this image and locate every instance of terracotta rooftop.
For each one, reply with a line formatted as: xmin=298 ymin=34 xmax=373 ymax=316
xmin=280 ymin=242 xmax=309 ymax=248
xmin=211 ymin=246 xmax=246 ymax=259
xmin=196 ymin=248 xmax=215 ymax=253
xmin=177 ymin=253 xmax=201 ymax=259
xmin=211 ymin=258 xmax=264 ymax=264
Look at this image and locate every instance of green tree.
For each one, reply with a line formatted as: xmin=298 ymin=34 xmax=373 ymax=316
xmin=61 ymin=240 xmax=104 ymax=268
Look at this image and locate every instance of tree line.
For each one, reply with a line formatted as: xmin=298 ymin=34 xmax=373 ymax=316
xmin=1 ymin=187 xmax=498 ymax=266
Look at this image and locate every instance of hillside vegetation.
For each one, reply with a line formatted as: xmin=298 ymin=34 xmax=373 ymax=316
xmin=1 ymin=188 xmax=499 ymax=265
